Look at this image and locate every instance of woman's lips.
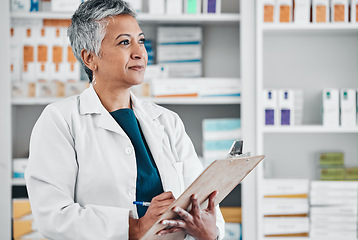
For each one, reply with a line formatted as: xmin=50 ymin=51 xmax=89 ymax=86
xmin=128 ymin=65 xmax=144 ymax=71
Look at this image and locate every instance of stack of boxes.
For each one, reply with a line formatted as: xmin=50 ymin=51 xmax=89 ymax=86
xmin=13 ymin=199 xmax=46 ymax=240
xmin=262 ymin=0 xmax=358 ymax=24
xmin=262 ymin=179 xmax=310 ymax=237
xmin=11 ymin=19 xmax=88 ymax=99
xmin=157 ymin=26 xmax=202 ymax=78
xmin=309 ymin=181 xmax=358 ymax=239
xmin=319 ymin=152 xmax=358 ymax=181
xmin=322 ymin=89 xmax=357 ymax=128
xmin=221 ymin=207 xmax=242 ymax=240
xmin=263 ymin=89 xmax=304 ymax=126
xmin=202 ymin=118 xmax=241 ymax=167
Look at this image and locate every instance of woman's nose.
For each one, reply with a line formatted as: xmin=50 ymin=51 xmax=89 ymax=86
xmin=131 ymin=43 xmax=146 ymax=60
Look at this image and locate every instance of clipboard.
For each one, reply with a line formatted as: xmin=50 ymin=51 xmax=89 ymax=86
xmin=139 ymin=153 xmax=265 ymax=240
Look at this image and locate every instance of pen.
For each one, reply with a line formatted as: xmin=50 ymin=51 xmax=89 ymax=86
xmin=133 ymin=201 xmax=151 ymax=207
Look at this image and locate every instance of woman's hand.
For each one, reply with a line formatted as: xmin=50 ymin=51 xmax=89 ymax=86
xmin=157 ymin=191 xmax=219 ymax=240
xmin=129 ymin=191 xmax=176 ymax=240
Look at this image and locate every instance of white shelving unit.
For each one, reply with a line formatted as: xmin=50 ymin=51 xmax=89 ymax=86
xmin=3 ymin=1 xmax=260 ymax=239
xmin=255 ymin=0 xmax=358 ymax=239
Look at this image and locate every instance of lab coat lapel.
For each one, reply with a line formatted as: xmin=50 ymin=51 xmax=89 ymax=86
xmin=79 ymin=84 xmax=127 ymax=136
xmin=131 ymin=93 xmax=169 ymax=190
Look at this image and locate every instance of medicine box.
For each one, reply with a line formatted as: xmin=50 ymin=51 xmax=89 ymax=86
xmin=322 ymin=89 xmax=339 ymax=127
xmin=149 ymin=0 xmax=165 ymax=14
xmin=185 ymin=0 xmax=201 ymax=14
xmin=51 ymin=0 xmax=83 ymax=12
xmin=278 ymin=89 xmax=294 ymax=126
xmin=166 ymin=0 xmax=183 ymax=15
xmin=312 ymin=0 xmax=330 ymax=23
xmin=294 ymin=0 xmax=311 ymax=24
xmin=331 ymin=0 xmax=349 ymax=23
xmin=263 ymin=89 xmax=278 ymax=126
xmin=352 ymin=0 xmax=358 ymax=23
xmin=340 ymin=89 xmax=356 ymax=127
xmin=263 ymin=0 xmax=275 ymax=22
xmin=275 ymin=0 xmax=293 ymax=23
xmin=203 ymin=0 xmax=221 ymax=14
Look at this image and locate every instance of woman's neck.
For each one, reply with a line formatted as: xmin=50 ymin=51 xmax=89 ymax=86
xmin=93 ymin=83 xmax=131 ymax=112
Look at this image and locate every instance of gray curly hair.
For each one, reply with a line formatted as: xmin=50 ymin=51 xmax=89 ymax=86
xmin=67 ymin=0 xmax=137 ymax=82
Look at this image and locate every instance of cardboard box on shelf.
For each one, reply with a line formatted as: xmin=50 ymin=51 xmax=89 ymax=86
xmin=294 ymin=0 xmax=311 ymax=23
xmin=275 ymin=0 xmax=293 ymax=23
xmin=312 ymin=0 xmax=330 ymax=23
xmin=331 ymin=0 xmax=349 ymax=23
xmin=322 ymin=89 xmax=339 ymax=127
xmin=263 ymin=0 xmax=275 ymax=22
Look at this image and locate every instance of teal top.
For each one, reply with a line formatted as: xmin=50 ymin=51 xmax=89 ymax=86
xmin=110 ymin=108 xmax=164 ymax=218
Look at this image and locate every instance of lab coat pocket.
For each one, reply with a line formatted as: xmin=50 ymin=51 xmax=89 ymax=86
xmin=172 ymin=162 xmax=185 ymax=193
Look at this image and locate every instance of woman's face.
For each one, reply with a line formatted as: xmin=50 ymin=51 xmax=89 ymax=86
xmin=94 ymin=14 xmax=148 ymax=89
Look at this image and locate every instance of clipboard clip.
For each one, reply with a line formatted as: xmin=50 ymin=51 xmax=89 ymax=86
xmin=227 ymin=140 xmax=251 ymax=158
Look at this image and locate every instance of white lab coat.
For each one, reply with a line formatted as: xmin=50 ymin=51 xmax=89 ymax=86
xmin=25 ymin=85 xmax=225 ymax=240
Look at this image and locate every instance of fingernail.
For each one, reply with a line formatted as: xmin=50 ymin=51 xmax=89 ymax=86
xmin=193 ymin=194 xmax=197 ymax=199
xmin=172 ymin=207 xmax=178 ymax=212
xmin=157 ymin=233 xmax=161 ymax=236
xmin=161 ymin=220 xmax=168 ymax=224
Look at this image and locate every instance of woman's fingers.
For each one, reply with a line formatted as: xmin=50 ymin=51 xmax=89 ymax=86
xmin=157 ymin=226 xmax=183 ymax=235
xmin=172 ymin=206 xmax=194 ymax=223
xmin=160 ymin=219 xmax=185 ymax=228
xmin=190 ymin=194 xmax=201 ymax=216
xmin=207 ymin=191 xmax=218 ymax=213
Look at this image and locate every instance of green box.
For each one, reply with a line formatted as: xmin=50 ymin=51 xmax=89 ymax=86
xmin=345 ymin=167 xmax=358 ymax=180
xmin=320 ymin=168 xmax=345 ymax=181
xmin=319 ymin=152 xmax=344 ymax=166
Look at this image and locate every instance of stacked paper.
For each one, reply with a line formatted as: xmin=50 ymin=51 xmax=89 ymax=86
xmin=202 ymin=118 xmax=241 ymax=167
xmin=157 ymin=26 xmax=202 ymax=78
xmin=310 ymin=181 xmax=358 ymax=239
xmin=13 ymin=199 xmax=47 ymax=240
xmin=263 ymin=179 xmax=310 ymax=237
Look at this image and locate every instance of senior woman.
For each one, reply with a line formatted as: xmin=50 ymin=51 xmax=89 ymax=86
xmin=25 ymin=0 xmax=225 ymax=239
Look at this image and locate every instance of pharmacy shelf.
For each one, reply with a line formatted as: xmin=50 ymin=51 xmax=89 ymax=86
xmin=12 ymin=96 xmax=241 ymax=105
xmin=12 ymin=178 xmax=26 ymax=186
xmin=262 ymin=23 xmax=358 ymax=33
xmin=10 ymin=12 xmax=240 ymax=24
xmin=263 ymin=125 xmax=358 ymax=133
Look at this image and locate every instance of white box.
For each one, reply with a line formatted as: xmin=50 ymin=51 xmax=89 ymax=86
xmin=352 ymin=0 xmax=358 ymax=23
xmin=203 ymin=0 xmax=221 ymax=14
xmin=275 ymin=0 xmax=293 ymax=23
xmin=263 ymin=198 xmax=309 ymax=215
xmin=322 ymin=89 xmax=340 ymax=127
xmin=331 ymin=0 xmax=349 ymax=23
xmin=224 ymin=223 xmax=242 ymax=240
xmin=311 ymin=180 xmax=358 ymax=190
xmin=310 ymin=206 xmax=358 ymax=215
xmin=157 ymin=44 xmax=202 ymax=62
xmin=278 ymin=89 xmax=295 ymax=126
xmin=294 ymin=0 xmax=311 ymax=23
xmin=263 ymin=178 xmax=309 ymax=196
xmin=157 ymin=26 xmax=202 ymax=43
xmin=311 ymin=222 xmax=358 ymax=230
xmin=51 ymin=0 xmax=82 ymax=12
xmin=340 ymin=89 xmax=356 ymax=127
xmin=263 ymin=217 xmax=309 ymax=235
xmin=13 ymin=158 xmax=28 ymax=178
xmin=184 ymin=0 xmax=201 ymax=14
xmin=310 ymin=214 xmax=358 ymax=223
xmin=149 ymin=0 xmax=165 ymax=14
xmin=262 ymin=0 xmax=275 ymax=23
xmin=294 ymin=89 xmax=304 ymax=125
xmin=162 ymin=61 xmax=202 ymax=78
xmin=310 ymin=229 xmax=358 ymax=238
xmin=263 ymin=89 xmax=278 ymax=126
xmin=12 ymin=82 xmax=36 ymax=98
xmin=166 ymin=0 xmax=183 ymax=15
xmin=312 ymin=0 xmax=330 ymax=23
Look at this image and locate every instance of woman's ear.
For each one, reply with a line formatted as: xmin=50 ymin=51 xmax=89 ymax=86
xmin=81 ymin=49 xmax=96 ymax=71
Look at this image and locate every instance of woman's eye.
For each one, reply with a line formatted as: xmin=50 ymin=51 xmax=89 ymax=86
xmin=139 ymin=38 xmax=146 ymax=44
xmin=119 ymin=40 xmax=130 ymax=45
